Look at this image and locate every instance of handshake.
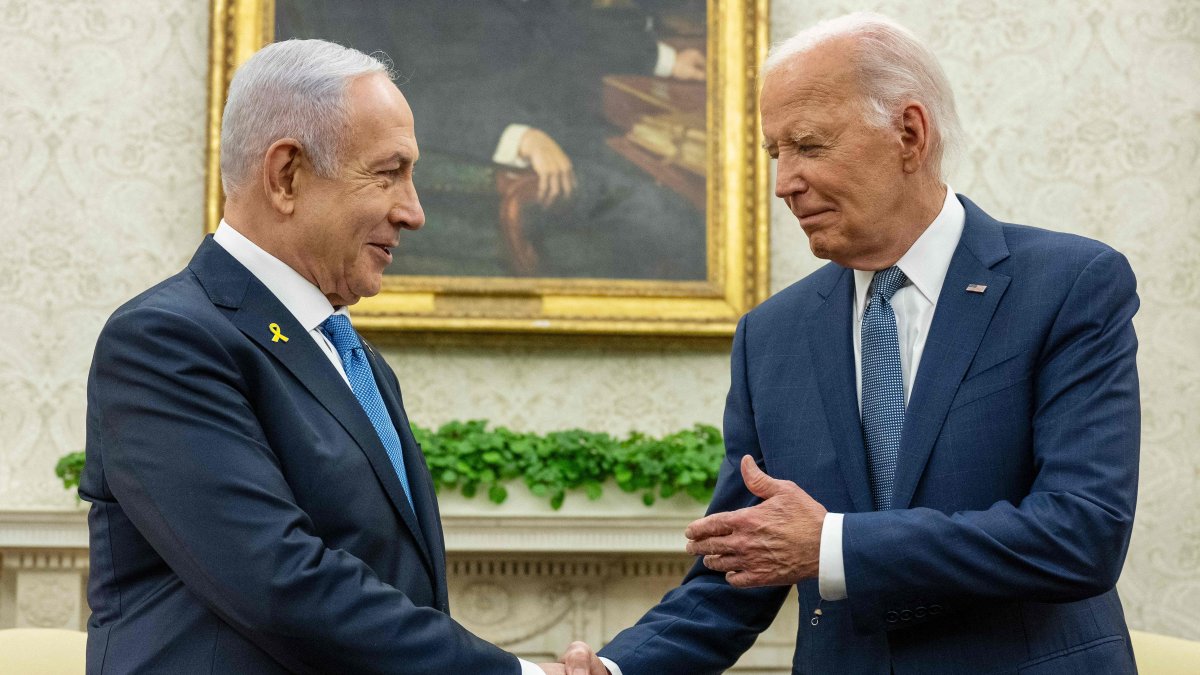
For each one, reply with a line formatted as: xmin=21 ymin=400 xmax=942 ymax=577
xmin=531 ymin=457 xmax=827 ymax=675
xmin=537 ymin=641 xmax=609 ymax=675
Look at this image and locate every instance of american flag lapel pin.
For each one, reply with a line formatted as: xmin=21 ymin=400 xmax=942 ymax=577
xmin=965 ymin=283 xmax=987 ymax=294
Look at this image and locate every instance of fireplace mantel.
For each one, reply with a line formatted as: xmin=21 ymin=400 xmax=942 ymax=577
xmin=0 ymin=496 xmax=795 ymax=672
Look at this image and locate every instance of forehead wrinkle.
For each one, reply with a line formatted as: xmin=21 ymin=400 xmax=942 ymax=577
xmin=765 ymin=39 xmax=867 ymax=115
xmin=764 ymin=50 xmax=861 ymax=153
xmin=763 ymin=82 xmax=853 ymax=147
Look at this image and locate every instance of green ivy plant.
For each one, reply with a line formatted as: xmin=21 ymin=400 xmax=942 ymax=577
xmin=55 ymin=421 xmax=725 ymax=510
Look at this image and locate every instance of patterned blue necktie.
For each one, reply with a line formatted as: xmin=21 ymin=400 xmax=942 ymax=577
xmin=320 ymin=314 xmax=413 ymax=510
xmin=861 ymin=266 xmax=908 ymax=511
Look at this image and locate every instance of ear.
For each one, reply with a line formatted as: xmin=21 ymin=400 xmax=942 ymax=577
xmin=897 ymin=101 xmax=932 ymax=175
xmin=263 ymin=138 xmax=303 ymax=216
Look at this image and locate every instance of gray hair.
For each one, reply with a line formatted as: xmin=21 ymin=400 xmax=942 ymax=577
xmin=220 ymin=39 xmax=392 ymax=198
xmin=764 ymin=12 xmax=963 ymax=179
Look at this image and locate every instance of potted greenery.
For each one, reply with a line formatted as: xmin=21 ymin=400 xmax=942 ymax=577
xmin=57 ymin=420 xmax=724 ymax=511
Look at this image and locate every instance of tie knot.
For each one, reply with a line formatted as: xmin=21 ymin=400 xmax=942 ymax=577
xmin=870 ymin=266 xmax=908 ymax=302
xmin=320 ymin=314 xmax=362 ymax=355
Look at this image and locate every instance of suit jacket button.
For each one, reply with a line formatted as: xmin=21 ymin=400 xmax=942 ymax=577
xmin=914 ymin=606 xmax=927 ymax=618
xmin=929 ymin=604 xmax=943 ymax=615
xmin=885 ymin=611 xmax=899 ymax=623
xmin=900 ymin=610 xmax=913 ymax=621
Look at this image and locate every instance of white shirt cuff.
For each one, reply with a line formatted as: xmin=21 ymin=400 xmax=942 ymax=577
xmin=599 ymin=656 xmax=622 ymax=675
xmin=493 ymin=123 xmax=532 ymax=168
xmin=818 ymin=512 xmax=848 ymax=601
xmin=654 ymin=41 xmax=676 ymax=78
xmin=518 ymin=657 xmax=546 ymax=674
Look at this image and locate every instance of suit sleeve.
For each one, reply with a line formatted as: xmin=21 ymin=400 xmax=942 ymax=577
xmin=842 ymin=248 xmax=1141 ymax=633
xmin=89 ymin=305 xmax=519 ymax=674
xmin=598 ymin=315 xmax=789 ymax=675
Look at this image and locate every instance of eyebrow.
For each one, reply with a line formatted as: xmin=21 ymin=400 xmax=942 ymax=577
xmin=763 ymin=131 xmax=825 ymax=150
xmin=374 ymin=152 xmax=416 ymax=169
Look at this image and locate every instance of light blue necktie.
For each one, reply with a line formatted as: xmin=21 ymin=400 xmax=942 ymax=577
xmin=861 ymin=266 xmax=908 ymax=511
xmin=320 ymin=314 xmax=414 ymax=510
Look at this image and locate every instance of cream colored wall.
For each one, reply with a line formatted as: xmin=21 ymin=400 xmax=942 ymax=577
xmin=1 ymin=0 xmax=1196 ymax=639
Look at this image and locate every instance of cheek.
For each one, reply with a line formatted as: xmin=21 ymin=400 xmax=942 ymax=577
xmin=340 ymin=212 xmax=375 ymax=259
xmin=350 ymin=258 xmax=385 ymax=295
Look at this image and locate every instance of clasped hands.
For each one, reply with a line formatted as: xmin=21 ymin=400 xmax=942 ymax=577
xmin=686 ymin=455 xmax=827 ymax=587
xmin=539 ymin=640 xmax=608 ymax=674
xmin=540 ymin=457 xmax=824 ymax=673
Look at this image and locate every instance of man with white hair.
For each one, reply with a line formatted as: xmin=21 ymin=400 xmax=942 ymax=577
xmin=580 ymin=12 xmax=1140 ymax=674
xmin=82 ymin=39 xmax=604 ymax=674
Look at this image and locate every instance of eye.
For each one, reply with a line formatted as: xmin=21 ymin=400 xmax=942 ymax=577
xmin=375 ymin=168 xmax=405 ymax=186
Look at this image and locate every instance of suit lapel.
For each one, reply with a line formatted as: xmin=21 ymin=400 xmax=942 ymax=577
xmin=361 ymin=342 xmax=446 ymax=600
xmin=891 ymin=197 xmax=1012 ymax=509
xmin=190 ymin=239 xmax=436 ymax=579
xmin=806 ymin=268 xmax=875 ymax=513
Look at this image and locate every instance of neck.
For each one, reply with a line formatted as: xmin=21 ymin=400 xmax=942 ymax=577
xmin=863 ymin=178 xmax=946 ymax=271
xmin=223 ymin=198 xmax=301 ymax=273
xmin=222 ymin=197 xmax=323 ymax=289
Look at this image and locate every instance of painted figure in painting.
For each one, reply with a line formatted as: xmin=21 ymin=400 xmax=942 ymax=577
xmin=277 ymin=0 xmax=709 ymax=280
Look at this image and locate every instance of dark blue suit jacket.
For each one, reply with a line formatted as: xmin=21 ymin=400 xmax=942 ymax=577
xmin=81 ymin=238 xmax=519 ymax=673
xmin=598 ymin=196 xmax=1141 ymax=674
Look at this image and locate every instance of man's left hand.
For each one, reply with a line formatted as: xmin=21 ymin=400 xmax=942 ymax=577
xmin=685 ymin=455 xmax=827 ymax=588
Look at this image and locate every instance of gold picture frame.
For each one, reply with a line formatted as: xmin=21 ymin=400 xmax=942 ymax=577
xmin=207 ymin=0 xmax=769 ymax=336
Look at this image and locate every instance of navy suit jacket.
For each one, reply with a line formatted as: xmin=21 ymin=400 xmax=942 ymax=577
xmin=598 ymin=196 xmax=1141 ymax=674
xmin=81 ymin=238 xmax=519 ymax=673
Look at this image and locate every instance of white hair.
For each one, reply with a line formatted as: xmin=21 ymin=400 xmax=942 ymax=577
xmin=219 ymin=39 xmax=392 ymax=198
xmin=764 ymin=12 xmax=963 ymax=179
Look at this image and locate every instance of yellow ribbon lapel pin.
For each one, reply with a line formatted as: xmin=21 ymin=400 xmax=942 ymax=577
xmin=268 ymin=323 xmax=290 ymax=343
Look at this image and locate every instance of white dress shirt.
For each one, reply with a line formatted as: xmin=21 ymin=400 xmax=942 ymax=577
xmin=605 ymin=191 xmax=964 ymax=675
xmin=818 ymin=187 xmax=965 ymax=601
xmin=214 ymin=222 xmax=548 ymax=675
xmin=213 ymin=221 xmax=352 ymax=384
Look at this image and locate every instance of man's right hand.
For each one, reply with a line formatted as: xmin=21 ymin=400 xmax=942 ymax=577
xmin=671 ymin=48 xmax=706 ymax=80
xmin=558 ymin=640 xmax=609 ymax=675
xmin=517 ymin=127 xmax=576 ymax=207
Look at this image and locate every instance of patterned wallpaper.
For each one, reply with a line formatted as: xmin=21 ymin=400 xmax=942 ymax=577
xmin=0 ymin=0 xmax=1196 ymax=639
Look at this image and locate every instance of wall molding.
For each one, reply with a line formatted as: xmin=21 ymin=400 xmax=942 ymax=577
xmin=0 ymin=509 xmax=794 ymax=671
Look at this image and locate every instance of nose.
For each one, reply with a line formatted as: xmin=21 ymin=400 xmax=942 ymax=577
xmin=390 ymin=183 xmax=425 ymax=230
xmin=774 ymin=153 xmax=808 ymax=199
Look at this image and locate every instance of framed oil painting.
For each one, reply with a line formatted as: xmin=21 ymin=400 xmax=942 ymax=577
xmin=207 ymin=0 xmax=769 ymax=336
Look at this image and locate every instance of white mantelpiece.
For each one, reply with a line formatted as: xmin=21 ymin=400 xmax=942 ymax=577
xmin=0 ymin=494 xmax=796 ymax=672
xmin=0 ymin=509 xmax=90 ymax=631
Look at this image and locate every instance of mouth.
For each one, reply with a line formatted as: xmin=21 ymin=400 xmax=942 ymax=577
xmin=368 ymin=242 xmax=395 ymax=264
xmin=795 ymin=208 xmax=834 ymax=230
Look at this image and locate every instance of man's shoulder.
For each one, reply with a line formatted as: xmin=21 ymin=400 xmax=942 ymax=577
xmin=105 ymin=267 xmax=211 ymax=326
xmin=97 ymin=259 xmax=240 ymax=352
xmin=103 ymin=238 xmax=248 ymax=329
xmin=962 ymin=195 xmax=1126 ymax=272
xmin=1001 ymin=222 xmax=1119 ymax=265
xmin=747 ymin=261 xmax=846 ymax=323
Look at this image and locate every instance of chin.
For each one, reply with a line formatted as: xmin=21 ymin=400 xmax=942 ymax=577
xmin=808 ymin=239 xmax=832 ymax=261
xmin=351 ymin=281 xmax=384 ymax=301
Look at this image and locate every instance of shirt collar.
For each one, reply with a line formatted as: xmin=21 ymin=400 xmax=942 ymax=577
xmin=213 ymin=219 xmax=343 ymax=331
xmin=853 ymin=186 xmax=966 ymax=315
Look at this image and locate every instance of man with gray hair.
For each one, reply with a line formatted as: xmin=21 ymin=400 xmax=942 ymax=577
xmin=578 ymin=12 xmax=1140 ymax=674
xmin=82 ymin=39 xmax=603 ymax=674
